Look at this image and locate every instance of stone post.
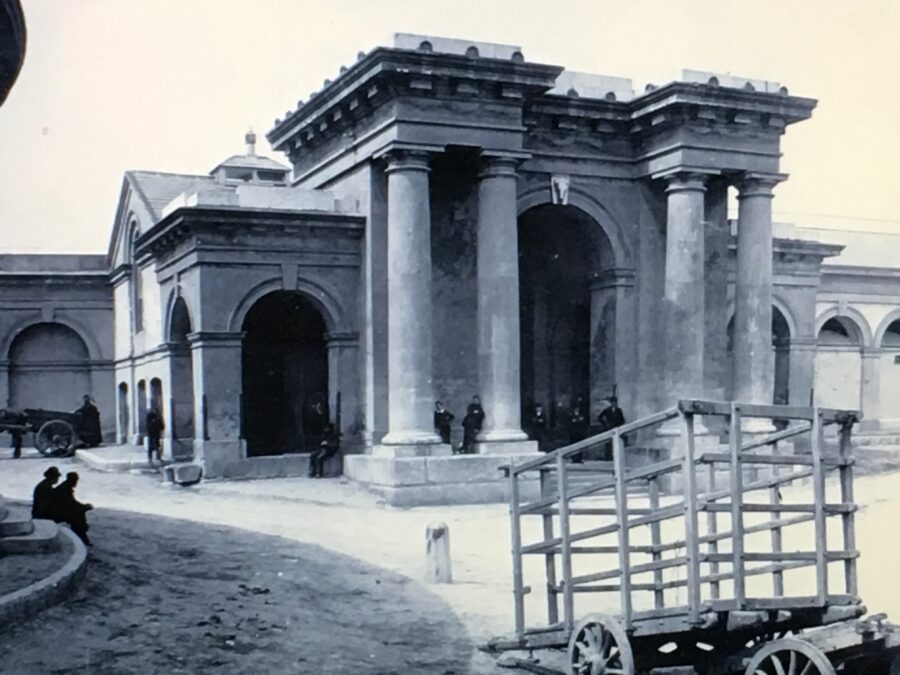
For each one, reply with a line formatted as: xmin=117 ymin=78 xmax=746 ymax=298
xmin=474 ymin=155 xmax=535 ymax=454
xmin=376 ymin=150 xmax=447 ymax=457
xmin=860 ymin=348 xmax=882 ymax=424
xmin=733 ymin=174 xmax=783 ymax=430
xmin=188 ymin=331 xmax=244 ymax=476
xmin=326 ymin=331 xmax=360 ymax=449
xmin=425 ymin=521 xmax=452 ymax=583
xmin=0 ymin=361 xmax=9 ymax=408
xmin=661 ymin=172 xmax=709 ymax=433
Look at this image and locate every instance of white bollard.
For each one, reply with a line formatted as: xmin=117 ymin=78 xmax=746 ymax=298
xmin=425 ymin=521 xmax=452 ymax=584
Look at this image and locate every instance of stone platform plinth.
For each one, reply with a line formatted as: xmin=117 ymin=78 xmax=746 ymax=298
xmin=474 ymin=440 xmax=538 ymax=455
xmin=344 ymin=453 xmax=541 ymax=506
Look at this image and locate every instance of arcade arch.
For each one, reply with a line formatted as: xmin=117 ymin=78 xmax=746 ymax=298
xmin=168 ymin=296 xmax=195 ymax=450
xmin=8 ymin=322 xmax=91 ymax=411
xmin=518 ymin=203 xmax=616 ymax=443
xmin=241 ymin=290 xmax=329 ymax=457
xmin=814 ymin=315 xmax=864 ymax=410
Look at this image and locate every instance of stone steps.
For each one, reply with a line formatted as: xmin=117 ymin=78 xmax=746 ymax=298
xmin=0 ymin=505 xmax=35 ymax=537
xmin=0 ymin=519 xmax=61 ymax=555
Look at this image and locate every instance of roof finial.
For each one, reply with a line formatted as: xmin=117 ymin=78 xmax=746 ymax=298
xmin=245 ymin=128 xmax=257 ymax=156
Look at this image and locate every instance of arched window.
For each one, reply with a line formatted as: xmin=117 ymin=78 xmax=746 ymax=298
xmin=128 ymin=220 xmax=143 ymax=332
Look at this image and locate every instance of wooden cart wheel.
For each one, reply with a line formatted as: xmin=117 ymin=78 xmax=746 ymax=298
xmin=35 ymin=420 xmax=75 ymax=456
xmin=744 ymin=637 xmax=836 ymax=675
xmin=567 ymin=613 xmax=634 ymax=675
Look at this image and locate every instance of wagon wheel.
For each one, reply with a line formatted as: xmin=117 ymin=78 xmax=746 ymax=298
xmin=35 ymin=420 xmax=75 ymax=457
xmin=567 ymin=613 xmax=634 ymax=675
xmin=744 ymin=637 xmax=836 ymax=675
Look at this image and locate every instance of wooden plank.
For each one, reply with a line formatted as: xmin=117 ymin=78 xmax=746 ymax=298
xmin=702 ymin=467 xmax=814 ymax=503
xmin=679 ymin=399 xmax=859 ymax=424
xmin=658 ymin=513 xmax=816 ymax=553
xmin=839 ymin=420 xmax=859 ymax=597
xmin=730 ymin=403 xmax=746 ymax=609
xmin=539 ymin=470 xmax=559 ymax=627
xmin=740 ymin=422 xmax=813 ymax=451
xmin=702 ymin=550 xmax=858 ymax=563
xmin=770 ymin=437 xmax=785 ymax=597
xmin=523 ymin=544 xmax=658 ymax=556
xmin=702 ymin=502 xmax=856 ymax=514
xmin=681 ymin=412 xmax=702 ymax=625
xmin=536 ymin=507 xmax=648 ymax=517
xmin=570 ymin=556 xmax=689 ymax=586
xmin=509 ymin=470 xmax=526 ymax=638
xmin=706 ymin=462 xmax=720 ymax=600
xmin=555 ymin=450 xmax=575 ymax=632
xmin=612 ymin=429 xmax=632 ymax=629
xmin=699 ymin=452 xmax=852 ymax=467
xmin=648 ymin=476 xmax=665 ymax=609
xmin=811 ymin=408 xmax=829 ymax=605
xmin=708 ymin=594 xmax=859 ymax=612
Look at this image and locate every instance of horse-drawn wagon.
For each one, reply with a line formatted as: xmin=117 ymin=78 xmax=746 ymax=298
xmin=483 ymin=399 xmax=900 ymax=674
xmin=0 ymin=407 xmax=94 ymax=456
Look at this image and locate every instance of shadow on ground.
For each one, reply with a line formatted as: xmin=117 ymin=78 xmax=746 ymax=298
xmin=0 ymin=509 xmax=472 ymax=674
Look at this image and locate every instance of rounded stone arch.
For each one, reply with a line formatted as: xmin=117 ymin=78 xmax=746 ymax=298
xmin=814 ymin=306 xmax=873 ymax=347
xmin=164 ymin=289 xmax=195 ymax=342
xmin=227 ymin=277 xmax=343 ymax=335
xmin=724 ymin=295 xmax=798 ymax=339
xmin=517 ymin=184 xmax=634 ymax=269
xmin=1 ymin=313 xmax=103 ymax=362
xmin=874 ymin=308 xmax=900 ymax=348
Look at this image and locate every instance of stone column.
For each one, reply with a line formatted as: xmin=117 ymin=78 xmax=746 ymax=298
xmin=376 ymin=150 xmax=447 ymax=456
xmin=188 ymin=331 xmax=244 ymax=476
xmin=473 ymin=155 xmax=534 ymax=454
xmin=733 ymin=174 xmax=782 ymax=430
xmin=860 ymin=348 xmax=882 ymax=423
xmin=661 ymin=172 xmax=709 ymax=432
xmin=326 ymin=331 xmax=361 ymax=451
xmin=787 ymin=336 xmax=817 ymax=407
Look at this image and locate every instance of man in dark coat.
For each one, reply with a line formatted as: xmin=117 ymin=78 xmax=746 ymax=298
xmin=528 ymin=403 xmax=550 ymax=452
xmin=460 ymin=395 xmax=485 ymax=454
xmin=308 ymin=423 xmax=339 ymax=478
xmin=32 ymin=466 xmax=61 ymax=520
xmin=1 ymin=409 xmax=27 ymax=458
xmin=50 ymin=471 xmax=93 ymax=546
xmin=146 ymin=408 xmax=164 ymax=464
xmin=75 ymin=395 xmax=102 ymax=448
xmin=433 ymin=401 xmax=454 ymax=445
xmin=568 ymin=403 xmax=588 ymax=462
xmin=597 ymin=396 xmax=626 ymax=460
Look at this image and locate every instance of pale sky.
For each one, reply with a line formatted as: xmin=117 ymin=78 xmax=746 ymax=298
xmin=1 ymin=0 xmax=898 ymax=253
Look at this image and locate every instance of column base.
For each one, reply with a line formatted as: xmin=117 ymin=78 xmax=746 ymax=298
xmin=474 ymin=439 xmax=540 ymax=455
xmin=193 ymin=439 xmax=243 ymax=479
xmin=373 ymin=443 xmax=452 ymax=458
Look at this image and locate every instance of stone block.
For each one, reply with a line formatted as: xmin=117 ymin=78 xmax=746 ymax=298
xmin=218 ymin=454 xmax=310 ymax=480
xmin=474 ymin=440 xmax=539 ymax=455
xmin=195 ymin=440 xmax=243 ymax=479
xmin=364 ymin=478 xmax=541 ymax=507
xmin=424 ymin=454 xmax=536 ymax=484
xmin=343 ymin=455 xmax=427 ymax=486
xmin=172 ymin=463 xmax=203 ymax=485
xmin=372 ymin=443 xmax=452 ymax=458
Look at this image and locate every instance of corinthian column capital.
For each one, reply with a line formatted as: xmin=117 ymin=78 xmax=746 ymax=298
xmin=735 ymin=172 xmax=788 ymax=199
xmin=663 ymin=171 xmax=710 ymax=194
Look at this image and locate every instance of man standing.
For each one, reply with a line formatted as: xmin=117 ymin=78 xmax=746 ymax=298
xmin=597 ymin=396 xmax=626 ymax=460
xmin=146 ymin=408 xmax=164 ymax=464
xmin=528 ymin=403 xmax=550 ymax=452
xmin=75 ymin=394 xmax=102 ymax=448
xmin=308 ymin=423 xmax=339 ymax=478
xmin=32 ymin=466 xmax=60 ymax=519
xmin=433 ymin=401 xmax=454 ymax=446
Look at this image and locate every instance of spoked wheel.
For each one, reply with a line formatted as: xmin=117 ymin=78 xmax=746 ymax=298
xmin=567 ymin=613 xmax=634 ymax=675
xmin=744 ymin=637 xmax=836 ymax=675
xmin=35 ymin=420 xmax=75 ymax=456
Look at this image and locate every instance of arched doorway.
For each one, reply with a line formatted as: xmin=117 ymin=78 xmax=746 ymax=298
xmin=117 ymin=382 xmax=129 ymax=444
xmin=241 ymin=291 xmax=329 ymax=456
xmin=136 ymin=379 xmax=147 ymax=441
xmin=878 ymin=319 xmax=900 ymax=421
xmin=518 ymin=204 xmax=615 ymax=445
xmin=168 ymin=297 xmax=195 ymax=454
xmin=725 ymin=306 xmax=792 ymax=403
xmin=9 ymin=322 xmax=91 ymax=411
xmin=815 ymin=316 xmax=863 ymax=409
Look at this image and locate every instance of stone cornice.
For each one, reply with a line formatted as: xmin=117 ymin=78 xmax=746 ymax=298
xmin=727 ymin=237 xmax=844 ymax=264
xmin=267 ymin=47 xmax=562 ymax=156
xmin=187 ymin=331 xmax=244 ymax=348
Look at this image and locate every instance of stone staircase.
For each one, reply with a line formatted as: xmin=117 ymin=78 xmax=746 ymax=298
xmin=850 ymin=432 xmax=900 ymax=474
xmin=0 ymin=494 xmax=64 ymax=555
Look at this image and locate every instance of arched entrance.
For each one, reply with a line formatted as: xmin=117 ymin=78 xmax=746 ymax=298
xmin=241 ymin=291 xmax=329 ymax=456
xmin=136 ymin=379 xmax=147 ymax=441
xmin=518 ymin=204 xmax=616 ymax=445
xmin=815 ymin=316 xmax=863 ymax=409
xmin=726 ymin=305 xmax=792 ymax=403
xmin=117 ymin=382 xmax=129 ymax=444
xmin=8 ymin=322 xmax=91 ymax=411
xmin=168 ymin=297 xmax=195 ymax=455
xmin=879 ymin=319 xmax=900 ymax=420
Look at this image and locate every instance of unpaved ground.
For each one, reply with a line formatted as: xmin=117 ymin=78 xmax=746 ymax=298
xmin=3 ymin=452 xmax=900 ymax=674
xmin=0 ymin=508 xmax=471 ymax=674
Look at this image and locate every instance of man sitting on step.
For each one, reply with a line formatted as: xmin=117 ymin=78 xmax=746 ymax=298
xmin=31 ymin=466 xmax=61 ymax=519
xmin=50 ymin=471 xmax=94 ymax=546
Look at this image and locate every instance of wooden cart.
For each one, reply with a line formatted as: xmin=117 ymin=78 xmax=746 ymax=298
xmin=0 ymin=407 xmax=86 ymax=456
xmin=482 ymin=399 xmax=900 ymax=674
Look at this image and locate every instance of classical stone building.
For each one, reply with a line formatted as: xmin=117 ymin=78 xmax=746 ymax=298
xmin=3 ymin=35 xmax=899 ymax=501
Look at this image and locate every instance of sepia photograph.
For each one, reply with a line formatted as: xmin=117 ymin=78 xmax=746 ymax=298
xmin=0 ymin=1 xmax=899 ymax=672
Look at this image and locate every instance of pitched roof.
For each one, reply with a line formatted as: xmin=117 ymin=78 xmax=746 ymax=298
xmin=211 ymin=153 xmax=289 ymax=173
xmin=126 ymin=170 xmax=215 ymax=221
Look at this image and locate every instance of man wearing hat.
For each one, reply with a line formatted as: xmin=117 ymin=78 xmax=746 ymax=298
xmin=32 ymin=466 xmax=61 ymax=520
xmin=596 ymin=395 xmax=626 ymax=461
